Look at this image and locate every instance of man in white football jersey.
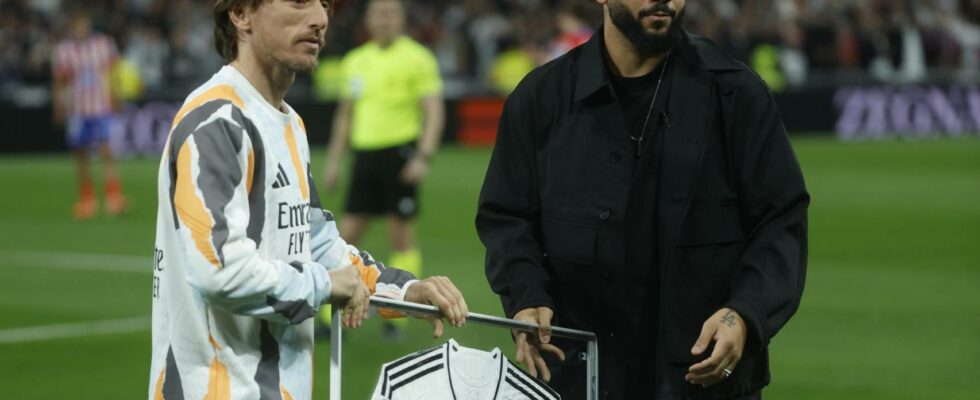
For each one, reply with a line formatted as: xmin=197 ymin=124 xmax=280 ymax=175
xmin=148 ymin=1 xmax=468 ymax=399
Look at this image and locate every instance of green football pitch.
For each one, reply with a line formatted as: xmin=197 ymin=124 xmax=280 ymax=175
xmin=1 ymin=137 xmax=978 ymax=399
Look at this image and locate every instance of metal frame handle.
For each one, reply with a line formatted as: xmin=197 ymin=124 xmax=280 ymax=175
xmin=330 ymin=296 xmax=599 ymax=400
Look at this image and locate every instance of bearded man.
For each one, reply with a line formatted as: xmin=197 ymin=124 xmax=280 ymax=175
xmin=477 ymin=1 xmax=809 ymax=399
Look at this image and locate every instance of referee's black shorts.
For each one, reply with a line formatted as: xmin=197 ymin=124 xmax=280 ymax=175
xmin=344 ymin=142 xmax=419 ymax=219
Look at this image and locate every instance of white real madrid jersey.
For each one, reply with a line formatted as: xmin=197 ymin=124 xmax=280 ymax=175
xmin=373 ymin=339 xmax=561 ymax=400
xmin=149 ymin=65 xmax=417 ymax=400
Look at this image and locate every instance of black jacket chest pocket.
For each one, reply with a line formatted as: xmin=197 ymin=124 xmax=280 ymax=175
xmin=677 ymin=203 xmax=745 ymax=247
xmin=540 ymin=217 xmax=598 ymax=265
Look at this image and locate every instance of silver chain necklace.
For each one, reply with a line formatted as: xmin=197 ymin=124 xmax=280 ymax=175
xmin=630 ymin=54 xmax=670 ymax=157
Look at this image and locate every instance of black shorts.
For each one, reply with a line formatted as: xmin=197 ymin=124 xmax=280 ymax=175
xmin=345 ymin=143 xmax=419 ymax=219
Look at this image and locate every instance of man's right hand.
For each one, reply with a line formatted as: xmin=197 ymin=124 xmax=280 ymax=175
xmin=512 ymin=307 xmax=565 ymax=382
xmin=327 ymin=264 xmax=370 ymax=328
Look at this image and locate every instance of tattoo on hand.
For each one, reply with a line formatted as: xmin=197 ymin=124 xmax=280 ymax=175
xmin=720 ymin=311 xmax=736 ymax=328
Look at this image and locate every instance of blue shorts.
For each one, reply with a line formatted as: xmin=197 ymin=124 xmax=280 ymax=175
xmin=67 ymin=115 xmax=113 ymax=149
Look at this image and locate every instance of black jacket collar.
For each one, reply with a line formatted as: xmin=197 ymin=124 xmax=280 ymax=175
xmin=573 ymin=26 xmax=743 ymax=102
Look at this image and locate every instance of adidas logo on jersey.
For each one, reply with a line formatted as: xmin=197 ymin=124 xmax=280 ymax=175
xmin=272 ymin=163 xmax=291 ymax=189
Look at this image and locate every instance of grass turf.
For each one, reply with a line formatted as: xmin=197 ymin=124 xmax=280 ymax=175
xmin=0 ymin=137 xmax=977 ymax=399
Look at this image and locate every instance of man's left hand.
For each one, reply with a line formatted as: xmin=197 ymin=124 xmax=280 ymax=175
xmin=400 ymin=157 xmax=429 ymax=184
xmin=686 ymin=307 xmax=747 ymax=387
xmin=404 ymin=276 xmax=468 ymax=338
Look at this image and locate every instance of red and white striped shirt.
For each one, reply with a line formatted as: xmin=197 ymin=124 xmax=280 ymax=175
xmin=53 ymin=34 xmax=118 ymax=117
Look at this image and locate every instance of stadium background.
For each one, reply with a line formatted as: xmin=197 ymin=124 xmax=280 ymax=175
xmin=1 ymin=0 xmax=978 ymax=398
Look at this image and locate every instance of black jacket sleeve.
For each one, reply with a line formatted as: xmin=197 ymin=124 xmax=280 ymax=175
xmin=723 ymin=75 xmax=810 ymax=356
xmin=476 ymin=87 xmax=552 ymax=318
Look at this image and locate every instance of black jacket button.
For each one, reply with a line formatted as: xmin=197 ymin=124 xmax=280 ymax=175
xmin=608 ymin=152 xmax=621 ymax=164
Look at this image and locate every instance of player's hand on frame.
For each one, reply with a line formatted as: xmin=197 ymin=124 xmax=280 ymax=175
xmin=512 ymin=307 xmax=565 ymax=382
xmin=327 ymin=264 xmax=370 ymax=328
xmin=404 ymin=275 xmax=469 ymax=337
xmin=686 ymin=307 xmax=747 ymax=387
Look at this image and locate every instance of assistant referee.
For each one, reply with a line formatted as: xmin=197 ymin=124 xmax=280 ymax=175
xmin=322 ymin=0 xmax=445 ymax=339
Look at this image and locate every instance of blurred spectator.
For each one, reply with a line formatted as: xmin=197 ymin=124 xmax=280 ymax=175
xmin=466 ymin=0 xmax=512 ymax=83
xmin=945 ymin=0 xmax=980 ymax=79
xmin=541 ymin=1 xmax=594 ymax=63
xmin=125 ymin=21 xmax=168 ymax=91
xmin=489 ymin=36 xmax=537 ymax=95
xmin=1 ymin=0 xmax=979 ymax=102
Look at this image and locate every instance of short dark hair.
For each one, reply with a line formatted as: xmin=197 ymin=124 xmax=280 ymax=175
xmin=212 ymin=0 xmax=334 ymax=62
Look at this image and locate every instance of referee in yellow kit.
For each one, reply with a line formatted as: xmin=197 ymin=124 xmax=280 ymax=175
xmin=322 ymin=0 xmax=445 ymax=339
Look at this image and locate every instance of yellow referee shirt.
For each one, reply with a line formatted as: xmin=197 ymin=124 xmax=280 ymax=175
xmin=342 ymin=36 xmax=443 ymax=150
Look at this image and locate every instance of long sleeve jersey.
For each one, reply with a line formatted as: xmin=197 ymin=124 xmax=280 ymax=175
xmin=149 ymin=65 xmax=416 ymax=400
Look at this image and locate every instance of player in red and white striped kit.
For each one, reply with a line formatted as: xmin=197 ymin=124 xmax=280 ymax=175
xmin=52 ymin=8 xmax=127 ymax=219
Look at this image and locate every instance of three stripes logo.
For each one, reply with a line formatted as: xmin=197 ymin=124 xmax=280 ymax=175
xmin=272 ymin=163 xmax=291 ymax=189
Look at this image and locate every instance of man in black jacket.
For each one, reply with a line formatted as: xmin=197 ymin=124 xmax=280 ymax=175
xmin=476 ymin=1 xmax=809 ymax=399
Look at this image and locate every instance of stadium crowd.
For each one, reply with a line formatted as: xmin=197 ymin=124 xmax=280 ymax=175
xmin=1 ymin=0 xmax=978 ymax=100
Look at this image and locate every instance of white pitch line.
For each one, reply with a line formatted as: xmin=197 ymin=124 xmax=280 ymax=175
xmin=0 ymin=250 xmax=151 ymax=274
xmin=0 ymin=316 xmax=150 ymax=344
